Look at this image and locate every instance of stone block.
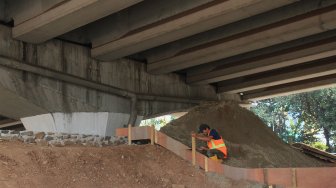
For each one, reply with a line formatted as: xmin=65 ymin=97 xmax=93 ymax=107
xmin=20 ymin=131 xmax=34 ymax=136
xmin=44 ymin=135 xmax=54 ymax=141
xmin=34 ymin=132 xmax=46 ymax=139
xmin=62 ymin=134 xmax=70 ymax=139
xmin=1 ymin=134 xmax=19 ymax=141
xmin=9 ymin=130 xmax=19 ymax=134
xmin=0 ymin=130 xmax=9 ymax=134
xmin=70 ymin=135 xmax=78 ymax=139
xmin=61 ymin=139 xmax=74 ymax=146
xmin=94 ymin=136 xmax=104 ymax=142
xmin=49 ymin=140 xmax=63 ymax=147
xmin=86 ymin=136 xmax=94 ymax=142
xmin=102 ymin=140 xmax=110 ymax=146
xmin=22 ymin=135 xmax=35 ymax=143
xmin=36 ymin=139 xmax=48 ymax=146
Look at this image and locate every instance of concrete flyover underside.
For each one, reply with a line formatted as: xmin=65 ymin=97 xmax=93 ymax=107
xmin=0 ymin=0 xmax=335 ymax=134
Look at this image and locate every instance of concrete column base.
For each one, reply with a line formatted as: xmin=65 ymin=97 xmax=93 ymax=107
xmin=20 ymin=112 xmax=143 ymax=136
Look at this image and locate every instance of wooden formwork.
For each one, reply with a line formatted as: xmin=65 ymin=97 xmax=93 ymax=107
xmin=116 ymin=126 xmax=336 ymax=188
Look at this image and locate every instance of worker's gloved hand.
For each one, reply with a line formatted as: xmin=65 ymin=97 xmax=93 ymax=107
xmin=198 ymin=146 xmax=208 ymax=151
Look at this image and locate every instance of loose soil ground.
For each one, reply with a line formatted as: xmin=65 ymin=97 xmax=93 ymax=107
xmin=0 ymin=141 xmax=263 ymax=188
xmin=161 ymin=101 xmax=334 ymax=168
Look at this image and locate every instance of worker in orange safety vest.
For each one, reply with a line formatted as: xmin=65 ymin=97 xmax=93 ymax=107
xmin=192 ymin=124 xmax=227 ymax=161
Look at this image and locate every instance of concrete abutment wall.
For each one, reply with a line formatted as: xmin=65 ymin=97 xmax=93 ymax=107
xmin=0 ymin=24 xmax=238 ymax=135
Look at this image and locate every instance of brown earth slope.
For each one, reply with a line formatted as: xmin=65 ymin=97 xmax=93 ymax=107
xmin=0 ymin=141 xmax=263 ymax=188
xmin=161 ymin=101 xmax=333 ymax=168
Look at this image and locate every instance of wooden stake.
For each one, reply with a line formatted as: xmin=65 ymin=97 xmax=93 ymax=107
xmin=128 ymin=124 xmax=132 ymax=145
xmin=154 ymin=128 xmax=158 ymax=144
xmin=204 ymin=157 xmax=208 ymax=172
xmin=151 ymin=125 xmax=155 ymax=145
xmin=192 ymin=136 xmax=196 ymax=166
xmin=292 ymin=168 xmax=297 ymax=188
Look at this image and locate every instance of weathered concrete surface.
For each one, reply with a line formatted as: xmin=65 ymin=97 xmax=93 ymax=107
xmin=75 ymin=0 xmax=214 ymax=47
xmin=91 ymin=0 xmax=295 ymax=60
xmin=0 ymin=0 xmax=4 ymax=21
xmin=4 ymin=0 xmax=65 ymax=25
xmin=0 ymin=24 xmax=222 ymax=120
xmin=21 ymin=113 xmax=142 ymax=136
xmin=12 ymin=0 xmax=142 ymax=43
xmin=146 ymin=0 xmax=328 ymax=62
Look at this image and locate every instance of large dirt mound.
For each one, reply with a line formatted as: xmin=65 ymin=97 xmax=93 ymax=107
xmin=161 ymin=101 xmax=331 ymax=168
xmin=0 ymin=141 xmax=263 ymax=188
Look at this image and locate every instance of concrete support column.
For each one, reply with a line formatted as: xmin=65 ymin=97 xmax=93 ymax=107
xmin=21 ymin=112 xmax=143 ymax=136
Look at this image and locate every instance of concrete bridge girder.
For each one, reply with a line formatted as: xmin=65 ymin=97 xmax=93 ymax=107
xmin=242 ymin=74 xmax=336 ymax=101
xmin=90 ymin=0 xmax=295 ymax=61
xmin=217 ymin=60 xmax=336 ymax=94
xmin=187 ymin=38 xmax=336 ymax=84
xmin=10 ymin=0 xmax=143 ymax=43
xmin=140 ymin=0 xmax=335 ymax=70
xmin=147 ymin=8 xmax=336 ymax=74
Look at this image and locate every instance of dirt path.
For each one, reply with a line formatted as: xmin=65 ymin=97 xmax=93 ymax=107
xmin=0 ymin=141 xmax=262 ymax=188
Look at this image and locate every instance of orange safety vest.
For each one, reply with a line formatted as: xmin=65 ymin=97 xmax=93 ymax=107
xmin=207 ymin=129 xmax=227 ymax=158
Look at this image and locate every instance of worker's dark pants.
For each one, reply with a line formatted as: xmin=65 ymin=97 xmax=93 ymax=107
xmin=207 ymin=149 xmax=225 ymax=160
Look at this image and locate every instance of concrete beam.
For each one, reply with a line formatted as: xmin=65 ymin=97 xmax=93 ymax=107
xmin=186 ymin=29 xmax=336 ymax=77
xmin=0 ymin=55 xmax=216 ymax=105
xmin=187 ymin=38 xmax=336 ymax=84
xmin=0 ymin=120 xmax=22 ymax=129
xmin=147 ymin=1 xmax=336 ymax=74
xmin=218 ymin=60 xmax=336 ymax=93
xmin=242 ymin=74 xmax=336 ymax=101
xmin=147 ymin=0 xmax=334 ymax=64
xmin=12 ymin=0 xmax=142 ymax=43
xmin=0 ymin=0 xmax=5 ymax=22
xmin=91 ymin=0 xmax=295 ymax=60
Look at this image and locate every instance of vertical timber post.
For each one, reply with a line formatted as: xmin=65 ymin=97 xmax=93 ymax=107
xmin=204 ymin=157 xmax=208 ymax=172
xmin=151 ymin=125 xmax=155 ymax=145
xmin=127 ymin=96 xmax=137 ymax=146
xmin=192 ymin=136 xmax=196 ymax=166
xmin=292 ymin=168 xmax=297 ymax=188
xmin=128 ymin=124 xmax=132 ymax=145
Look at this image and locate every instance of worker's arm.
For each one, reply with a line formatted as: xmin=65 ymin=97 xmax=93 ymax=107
xmin=191 ymin=133 xmax=213 ymax=142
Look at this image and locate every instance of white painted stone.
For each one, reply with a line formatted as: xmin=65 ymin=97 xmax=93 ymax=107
xmin=21 ymin=112 xmax=143 ymax=136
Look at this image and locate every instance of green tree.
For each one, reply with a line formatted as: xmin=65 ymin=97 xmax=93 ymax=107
xmin=251 ymin=87 xmax=336 ymax=152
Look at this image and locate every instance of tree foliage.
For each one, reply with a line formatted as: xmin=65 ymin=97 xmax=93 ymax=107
xmin=251 ymin=87 xmax=336 ymax=152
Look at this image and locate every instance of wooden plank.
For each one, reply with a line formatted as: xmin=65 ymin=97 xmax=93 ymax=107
xmin=192 ymin=136 xmax=196 ymax=166
xmin=128 ymin=124 xmax=132 ymax=145
xmin=292 ymin=143 xmax=336 ymax=162
xmin=150 ymin=125 xmax=155 ymax=145
xmin=292 ymin=168 xmax=297 ymax=188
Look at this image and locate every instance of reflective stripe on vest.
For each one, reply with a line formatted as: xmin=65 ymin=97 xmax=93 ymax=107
xmin=210 ymin=139 xmax=226 ymax=149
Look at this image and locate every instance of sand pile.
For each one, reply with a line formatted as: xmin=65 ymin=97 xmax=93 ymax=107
xmin=161 ymin=101 xmax=331 ymax=168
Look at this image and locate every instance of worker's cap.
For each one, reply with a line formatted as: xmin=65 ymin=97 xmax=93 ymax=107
xmin=198 ymin=124 xmax=210 ymax=133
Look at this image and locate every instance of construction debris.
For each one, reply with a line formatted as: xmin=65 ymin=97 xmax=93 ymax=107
xmin=292 ymin=143 xmax=336 ymax=163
